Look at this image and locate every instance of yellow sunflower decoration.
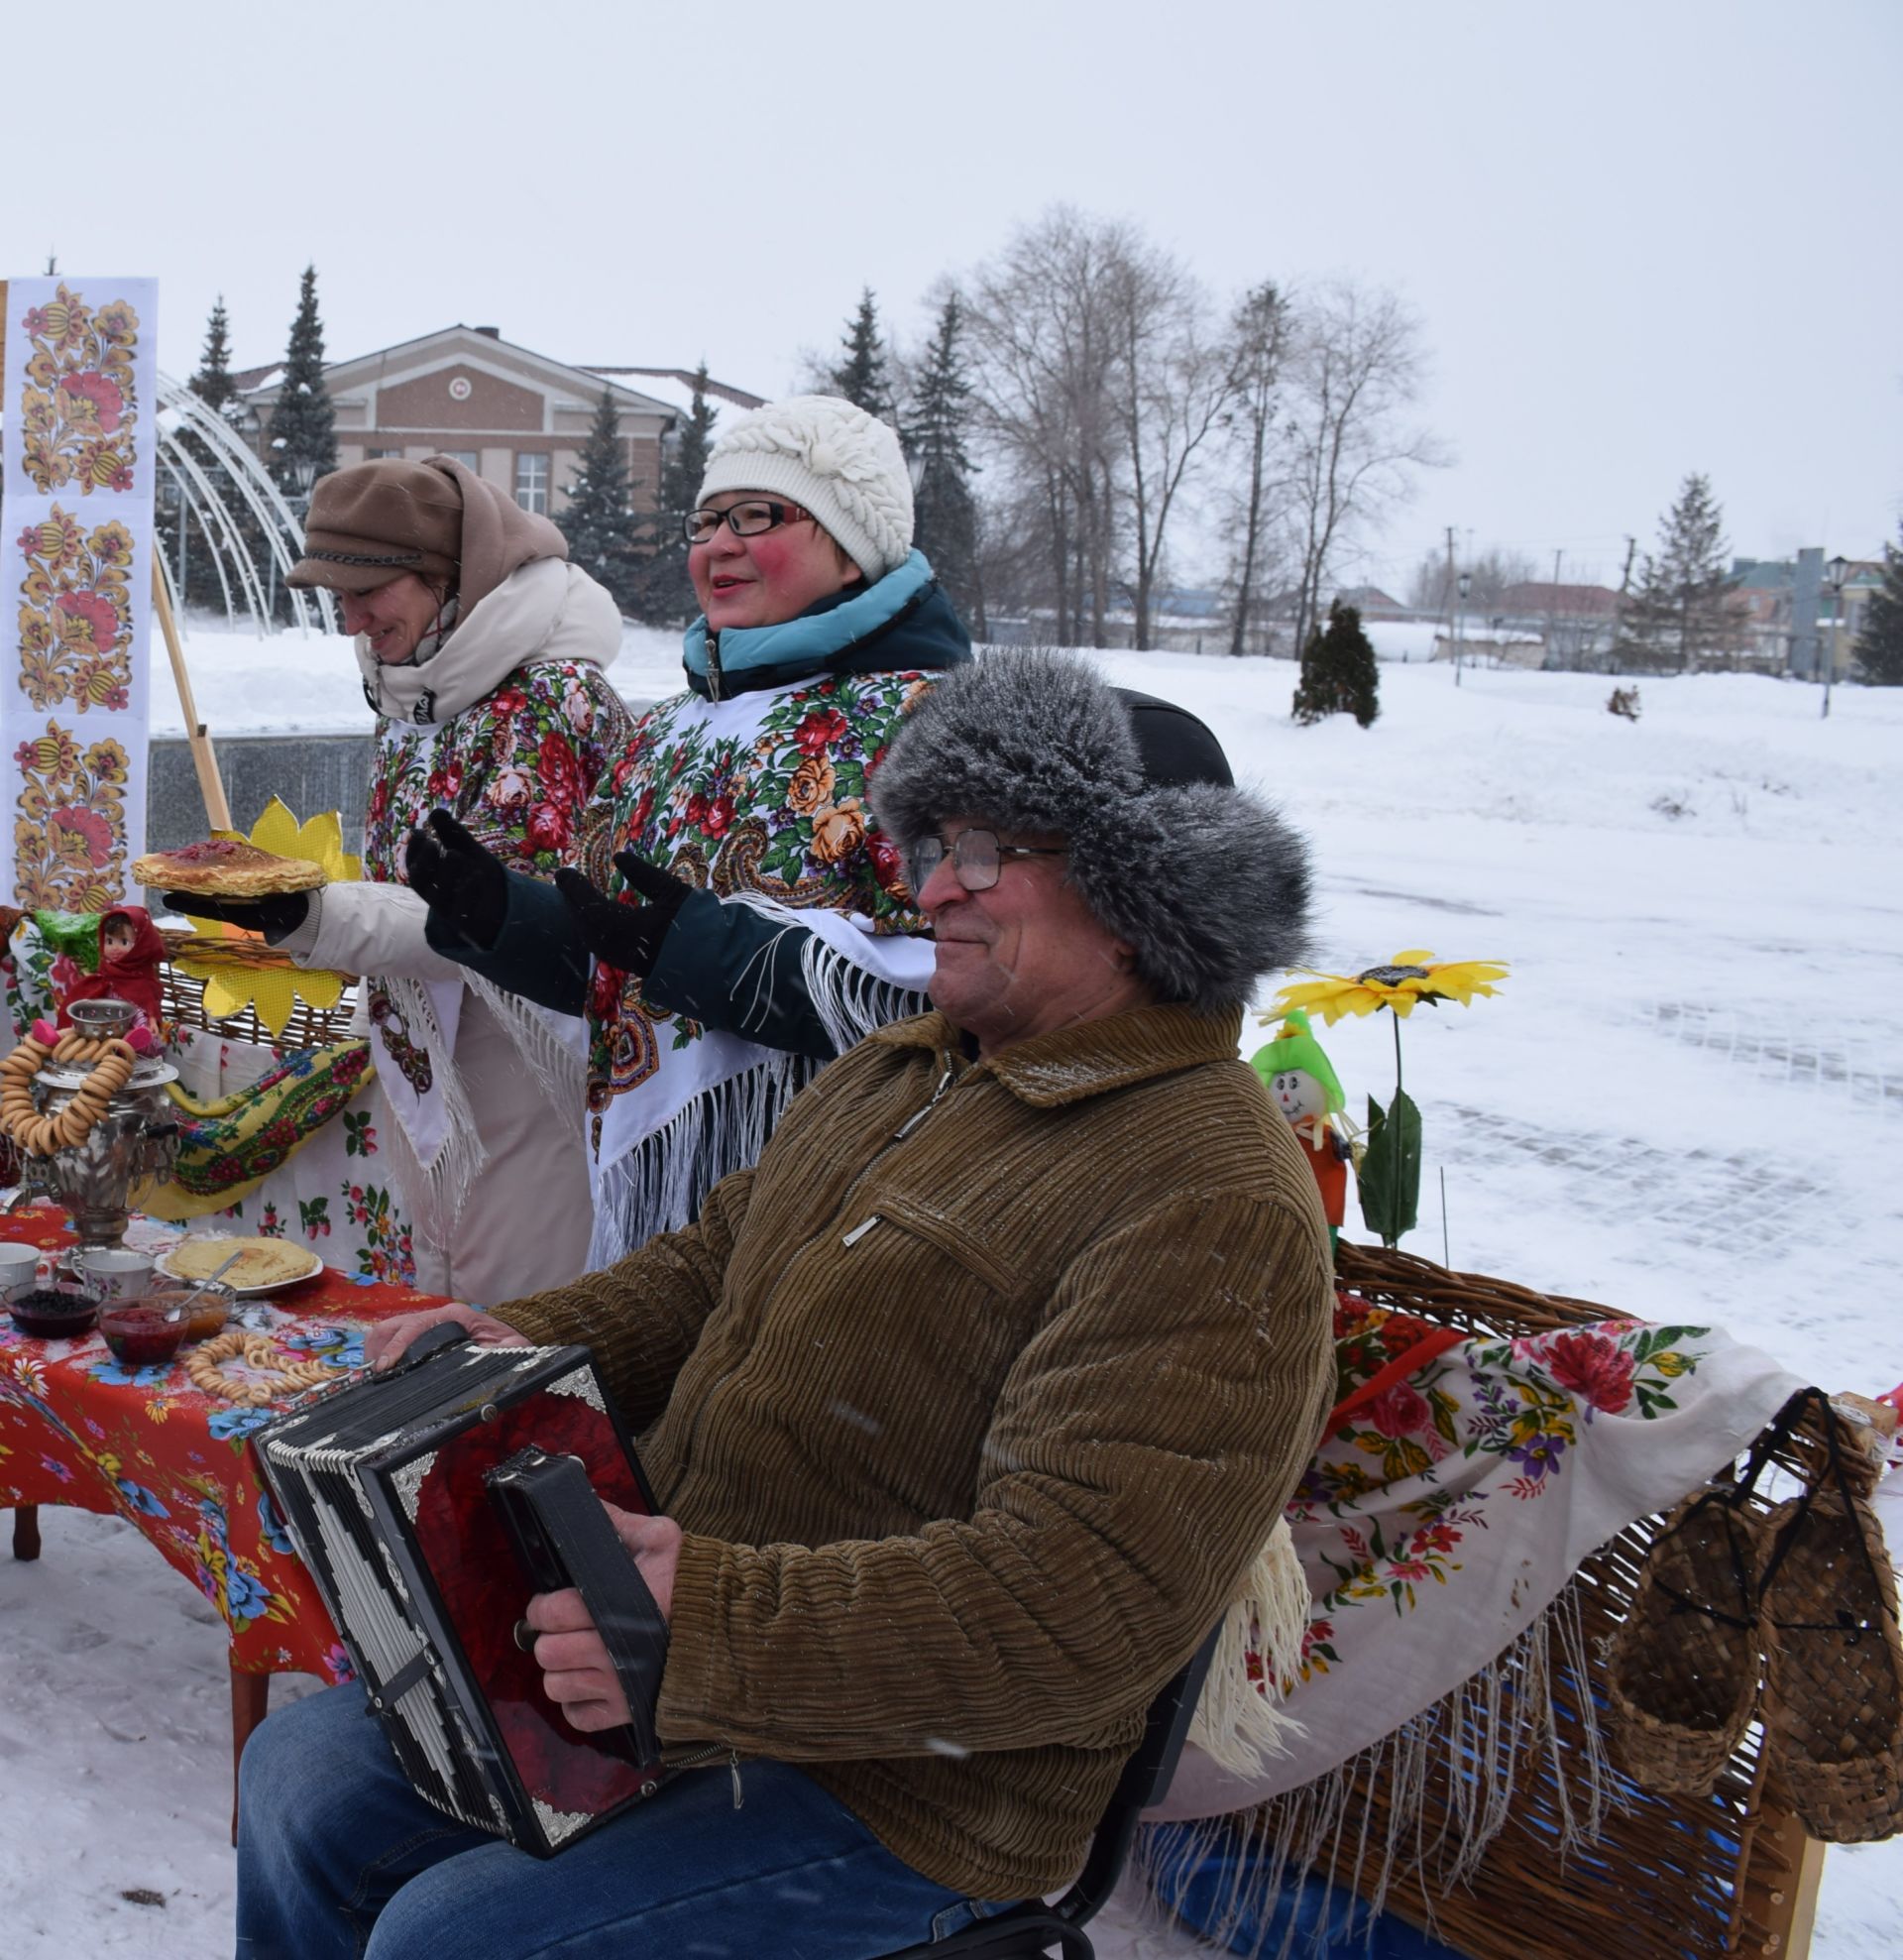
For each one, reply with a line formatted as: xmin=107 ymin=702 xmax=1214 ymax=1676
xmin=1267 ymin=950 xmax=1510 ymax=1025
xmin=170 ymin=798 xmax=362 ymax=1038
xmin=1261 ymin=952 xmax=1511 ymax=1250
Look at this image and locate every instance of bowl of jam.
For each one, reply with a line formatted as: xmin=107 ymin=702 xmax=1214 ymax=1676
xmin=98 ymin=1301 xmax=188 ymax=1369
xmin=142 ymin=1283 xmax=234 ymax=1344
xmin=6 ymin=1282 xmax=101 ymax=1340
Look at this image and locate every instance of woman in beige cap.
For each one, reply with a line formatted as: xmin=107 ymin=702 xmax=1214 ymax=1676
xmin=166 ymin=456 xmax=631 ymax=1301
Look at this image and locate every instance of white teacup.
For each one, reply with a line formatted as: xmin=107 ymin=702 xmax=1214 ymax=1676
xmin=77 ymin=1247 xmax=155 ymax=1305
xmin=0 ymin=1243 xmax=41 ymax=1292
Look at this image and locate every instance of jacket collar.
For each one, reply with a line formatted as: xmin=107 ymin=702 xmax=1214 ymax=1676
xmin=872 ymin=1002 xmax=1245 ymax=1106
xmin=681 ymin=551 xmax=971 ymax=701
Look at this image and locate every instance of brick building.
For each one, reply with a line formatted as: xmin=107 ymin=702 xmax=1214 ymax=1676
xmin=235 ymin=324 xmax=762 ymax=519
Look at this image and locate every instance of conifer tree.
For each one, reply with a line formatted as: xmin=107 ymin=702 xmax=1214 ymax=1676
xmin=1852 ymin=524 xmax=1903 ymax=686
xmin=558 ymin=390 xmax=640 ymax=615
xmin=629 ymin=365 xmax=718 ymax=624
xmin=1615 ymin=473 xmax=1747 ymax=672
xmin=161 ymin=297 xmax=248 ymax=609
xmin=830 ymin=288 xmax=893 ymax=421
xmin=907 ymin=292 xmax=981 ymax=628
xmin=190 ymin=297 xmax=241 ymax=420
xmin=1291 ymin=600 xmax=1380 ymax=726
xmin=265 ymin=265 xmax=338 ymax=499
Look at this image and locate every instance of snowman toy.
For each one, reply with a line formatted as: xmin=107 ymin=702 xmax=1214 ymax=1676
xmin=1249 ymin=1007 xmax=1351 ymax=1244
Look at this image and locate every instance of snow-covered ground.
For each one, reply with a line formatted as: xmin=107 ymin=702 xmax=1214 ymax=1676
xmin=7 ymin=636 xmax=1900 ymax=1956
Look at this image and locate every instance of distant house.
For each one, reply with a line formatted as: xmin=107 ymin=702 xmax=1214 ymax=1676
xmin=235 ymin=325 xmax=762 ymax=519
xmin=1729 ymin=554 xmax=1882 ymax=679
xmin=1331 ymin=584 xmax=1411 ymax=622
xmin=1488 ymin=582 xmax=1622 ymax=668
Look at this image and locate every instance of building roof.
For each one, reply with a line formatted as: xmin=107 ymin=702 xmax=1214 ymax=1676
xmin=1495 ymin=582 xmax=1621 ymax=617
xmin=581 ymin=367 xmax=765 ymax=415
xmin=234 ymin=325 xmax=726 ymax=426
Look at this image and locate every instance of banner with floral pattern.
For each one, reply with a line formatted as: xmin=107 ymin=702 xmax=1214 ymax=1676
xmin=1 ymin=276 xmax=158 ymax=908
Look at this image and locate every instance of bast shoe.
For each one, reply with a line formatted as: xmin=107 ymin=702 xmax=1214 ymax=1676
xmin=1606 ymin=1485 xmax=1765 ymax=1797
xmin=1756 ymin=1480 xmax=1903 ymax=1844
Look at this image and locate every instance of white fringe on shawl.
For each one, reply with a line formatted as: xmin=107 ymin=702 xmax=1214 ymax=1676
xmin=1189 ymin=1519 xmax=1310 ymax=1778
xmin=373 ymin=975 xmax=488 ymax=1231
xmin=1137 ymin=1579 xmax=1611 ymax=1958
xmin=377 ymin=973 xmax=588 ymax=1233
xmin=585 ymin=919 xmax=929 ymax=1271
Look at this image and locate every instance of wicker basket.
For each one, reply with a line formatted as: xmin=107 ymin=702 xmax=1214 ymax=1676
xmin=160 ymin=939 xmax=359 ymax=1053
xmin=1297 ymin=1242 xmax=1830 ymax=1960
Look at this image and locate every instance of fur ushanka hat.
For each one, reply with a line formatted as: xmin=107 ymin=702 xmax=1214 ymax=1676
xmin=869 ymin=649 xmax=1312 ymax=1015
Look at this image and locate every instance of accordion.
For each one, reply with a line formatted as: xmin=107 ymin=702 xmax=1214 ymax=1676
xmin=255 ymin=1328 xmax=671 ymax=1856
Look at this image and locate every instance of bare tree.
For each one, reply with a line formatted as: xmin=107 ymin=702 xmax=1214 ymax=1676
xmin=1103 ymin=246 xmax=1238 ymax=649
xmin=1282 ymin=283 xmax=1447 ymax=660
xmin=1220 ymin=281 xmax=1291 ymax=656
xmin=1401 ymin=544 xmax=1538 ymax=614
xmin=961 ymin=207 xmax=1127 ymax=644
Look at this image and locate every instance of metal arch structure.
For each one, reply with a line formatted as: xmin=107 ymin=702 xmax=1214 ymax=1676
xmin=153 ymin=372 xmax=337 ymax=636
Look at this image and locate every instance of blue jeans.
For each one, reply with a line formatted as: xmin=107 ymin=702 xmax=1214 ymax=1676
xmin=236 ymin=1684 xmax=986 ymax=1959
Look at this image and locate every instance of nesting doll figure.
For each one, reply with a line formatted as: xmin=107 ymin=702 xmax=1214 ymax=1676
xmin=50 ymin=906 xmax=166 ymax=1051
xmin=1250 ymin=1007 xmax=1350 ymax=1242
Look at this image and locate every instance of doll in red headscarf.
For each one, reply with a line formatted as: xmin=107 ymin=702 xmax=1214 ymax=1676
xmin=52 ymin=906 xmax=167 ymax=1052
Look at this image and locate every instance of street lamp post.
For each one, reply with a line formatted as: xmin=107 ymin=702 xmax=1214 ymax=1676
xmin=1455 ymin=570 xmax=1472 ymax=688
xmin=1823 ymin=554 xmax=1847 ymax=721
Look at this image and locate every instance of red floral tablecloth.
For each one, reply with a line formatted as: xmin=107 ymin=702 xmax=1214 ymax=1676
xmin=0 ymin=1206 xmax=447 ymax=1681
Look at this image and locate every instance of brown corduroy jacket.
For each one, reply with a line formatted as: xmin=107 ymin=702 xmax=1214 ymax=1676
xmin=494 ymin=1000 xmax=1334 ymax=1900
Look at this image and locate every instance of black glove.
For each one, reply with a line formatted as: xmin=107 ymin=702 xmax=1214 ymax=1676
xmin=163 ymin=890 xmax=310 ymax=944
xmin=404 ymin=810 xmax=508 ymax=951
xmin=553 ymin=852 xmax=690 ymax=980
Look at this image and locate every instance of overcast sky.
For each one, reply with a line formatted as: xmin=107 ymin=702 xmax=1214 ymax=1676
xmin=11 ymin=0 xmax=1897 ymax=594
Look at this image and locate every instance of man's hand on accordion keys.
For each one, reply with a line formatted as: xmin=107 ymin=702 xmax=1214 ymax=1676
xmin=521 ymin=1504 xmax=682 ymax=1734
xmin=365 ymin=1303 xmax=531 ymax=1371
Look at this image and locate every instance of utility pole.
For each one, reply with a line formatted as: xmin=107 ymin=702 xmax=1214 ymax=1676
xmin=1549 ymin=547 xmax=1563 ymax=665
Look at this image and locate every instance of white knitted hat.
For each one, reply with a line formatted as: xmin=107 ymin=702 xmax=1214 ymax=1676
xmin=696 ymin=394 xmax=914 ymax=583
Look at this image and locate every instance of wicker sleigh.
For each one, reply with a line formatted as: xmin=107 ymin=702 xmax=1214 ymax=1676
xmin=1288 ymin=1242 xmax=1830 ymax=1960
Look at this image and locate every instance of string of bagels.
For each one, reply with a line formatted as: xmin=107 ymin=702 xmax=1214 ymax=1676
xmin=0 ymin=1027 xmax=137 ymax=1158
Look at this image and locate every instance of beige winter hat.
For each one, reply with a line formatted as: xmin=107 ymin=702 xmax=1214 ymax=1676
xmin=696 ymin=395 xmax=914 ymax=583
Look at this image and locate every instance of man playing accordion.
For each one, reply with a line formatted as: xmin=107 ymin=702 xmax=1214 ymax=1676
xmin=235 ymin=650 xmax=1334 ymax=1960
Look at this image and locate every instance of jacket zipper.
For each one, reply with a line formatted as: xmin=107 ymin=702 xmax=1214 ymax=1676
xmin=705 ymin=629 xmax=724 ymax=702
xmin=840 ymin=1063 xmax=957 ymax=1248
xmin=659 ymin=1052 xmax=964 ymax=1508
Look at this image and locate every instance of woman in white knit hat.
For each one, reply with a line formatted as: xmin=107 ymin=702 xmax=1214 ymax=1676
xmin=407 ymin=395 xmax=973 ymax=1269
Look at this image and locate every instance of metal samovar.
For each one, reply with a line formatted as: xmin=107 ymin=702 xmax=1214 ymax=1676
xmin=14 ymin=998 xmax=179 ymax=1251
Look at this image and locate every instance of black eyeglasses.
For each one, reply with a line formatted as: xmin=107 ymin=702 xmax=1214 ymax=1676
xmin=907 ymin=828 xmax=1067 ymax=895
xmin=682 ymin=500 xmax=816 ymax=546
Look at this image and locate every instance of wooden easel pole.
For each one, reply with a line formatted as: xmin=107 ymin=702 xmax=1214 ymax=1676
xmin=151 ymin=555 xmax=232 ymax=830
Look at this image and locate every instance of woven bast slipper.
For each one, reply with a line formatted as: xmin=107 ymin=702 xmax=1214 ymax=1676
xmin=1606 ymin=1485 xmax=1764 ymax=1796
xmin=1756 ymin=1423 xmax=1903 ymax=1843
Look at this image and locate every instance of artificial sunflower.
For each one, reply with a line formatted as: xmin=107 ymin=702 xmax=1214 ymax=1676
xmin=1267 ymin=950 xmax=1510 ymax=1026
xmin=171 ymin=798 xmax=361 ymax=1038
xmin=1261 ymin=951 xmax=1511 ymax=1251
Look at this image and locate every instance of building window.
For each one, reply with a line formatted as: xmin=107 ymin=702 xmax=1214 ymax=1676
xmin=367 ymin=446 xmax=401 ymax=460
xmin=515 ymin=452 xmax=549 ymax=515
xmin=442 ymin=449 xmax=479 ymax=471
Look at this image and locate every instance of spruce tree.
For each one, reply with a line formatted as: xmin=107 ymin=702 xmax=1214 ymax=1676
xmin=628 ymin=365 xmax=718 ymax=624
xmin=191 ymin=297 xmax=240 ymax=420
xmin=558 ymin=390 xmax=640 ymax=615
xmin=265 ymin=265 xmax=339 ymax=499
xmin=161 ymin=297 xmax=248 ymax=609
xmin=830 ymin=288 xmax=893 ymax=421
xmin=1615 ymin=474 xmax=1746 ymax=672
xmin=1292 ymin=601 xmax=1380 ymax=726
xmin=1852 ymin=523 xmax=1903 ymax=685
xmin=907 ymin=292 xmax=980 ymax=627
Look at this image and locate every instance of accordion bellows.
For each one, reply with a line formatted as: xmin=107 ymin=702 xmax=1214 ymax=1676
xmin=257 ymin=1338 xmax=662 ymax=1856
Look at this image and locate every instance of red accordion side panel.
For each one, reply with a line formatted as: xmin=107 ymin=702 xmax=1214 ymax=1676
xmin=412 ymin=1392 xmax=657 ymax=1819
